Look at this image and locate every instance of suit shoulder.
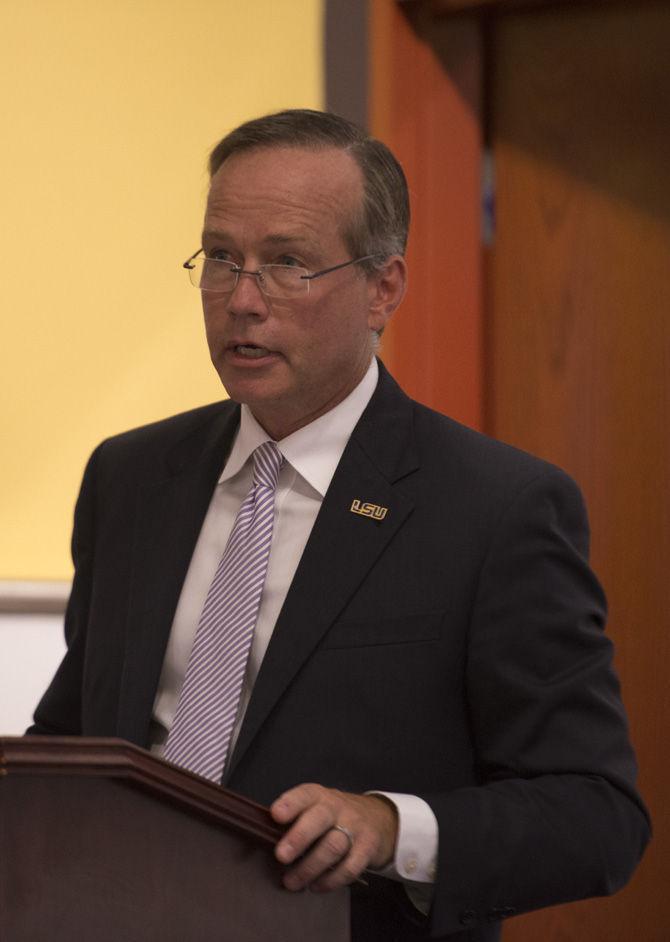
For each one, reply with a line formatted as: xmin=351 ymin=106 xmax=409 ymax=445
xmin=411 ymin=400 xmax=580 ymax=496
xmin=92 ymin=400 xmax=237 ymax=467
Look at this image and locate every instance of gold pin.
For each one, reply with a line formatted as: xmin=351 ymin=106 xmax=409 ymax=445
xmin=350 ymin=499 xmax=388 ymax=521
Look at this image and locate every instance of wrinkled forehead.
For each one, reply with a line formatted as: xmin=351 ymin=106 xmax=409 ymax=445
xmin=205 ymin=145 xmax=364 ymax=237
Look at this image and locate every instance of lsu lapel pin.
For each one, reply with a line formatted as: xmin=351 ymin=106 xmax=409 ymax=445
xmin=350 ymin=499 xmax=388 ymax=521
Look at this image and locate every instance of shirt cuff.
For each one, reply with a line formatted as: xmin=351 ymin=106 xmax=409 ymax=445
xmin=366 ymin=791 xmax=438 ymax=883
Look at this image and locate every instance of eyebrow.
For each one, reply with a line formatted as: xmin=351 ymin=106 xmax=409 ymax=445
xmin=201 ymin=229 xmax=319 ymax=249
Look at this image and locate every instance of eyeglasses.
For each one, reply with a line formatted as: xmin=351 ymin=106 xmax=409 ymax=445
xmin=183 ymin=249 xmax=381 ymax=299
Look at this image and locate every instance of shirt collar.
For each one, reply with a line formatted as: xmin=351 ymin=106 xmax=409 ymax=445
xmin=219 ymin=358 xmax=379 ymax=496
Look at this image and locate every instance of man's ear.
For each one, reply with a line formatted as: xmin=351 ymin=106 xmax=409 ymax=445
xmin=367 ymin=256 xmax=408 ymax=334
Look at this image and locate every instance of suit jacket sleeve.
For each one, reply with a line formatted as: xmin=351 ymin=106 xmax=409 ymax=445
xmin=423 ymin=467 xmax=650 ymax=936
xmin=28 ymin=444 xmax=101 ymax=736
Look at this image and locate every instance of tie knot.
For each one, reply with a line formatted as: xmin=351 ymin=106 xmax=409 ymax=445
xmin=252 ymin=441 xmax=283 ymax=490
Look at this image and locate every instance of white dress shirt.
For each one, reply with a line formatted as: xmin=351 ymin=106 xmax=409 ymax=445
xmin=149 ymin=358 xmax=437 ymax=893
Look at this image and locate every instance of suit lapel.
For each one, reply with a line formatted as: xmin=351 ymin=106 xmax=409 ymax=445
xmin=117 ymin=404 xmax=240 ymax=745
xmin=226 ymin=366 xmax=419 ymax=779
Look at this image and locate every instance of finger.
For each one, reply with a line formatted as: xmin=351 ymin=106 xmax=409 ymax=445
xmin=282 ymin=826 xmax=355 ymax=891
xmin=311 ymin=825 xmax=382 ymax=892
xmin=275 ymin=800 xmax=340 ymax=864
xmin=309 ymin=841 xmax=371 ymax=892
xmin=271 ymin=783 xmax=328 ymax=824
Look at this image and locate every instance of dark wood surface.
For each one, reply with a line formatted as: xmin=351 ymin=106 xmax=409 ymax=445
xmin=427 ymin=0 xmax=646 ymax=16
xmin=0 ymin=735 xmax=282 ymax=844
xmin=0 ymin=737 xmax=349 ymax=942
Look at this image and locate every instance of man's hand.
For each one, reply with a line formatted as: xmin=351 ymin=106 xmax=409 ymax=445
xmin=270 ymin=784 xmax=398 ymax=892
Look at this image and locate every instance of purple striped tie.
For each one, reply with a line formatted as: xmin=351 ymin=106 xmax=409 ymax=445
xmin=164 ymin=441 xmax=283 ymax=782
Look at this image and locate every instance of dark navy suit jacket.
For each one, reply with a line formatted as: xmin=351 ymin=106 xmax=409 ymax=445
xmin=31 ymin=362 xmax=650 ymax=940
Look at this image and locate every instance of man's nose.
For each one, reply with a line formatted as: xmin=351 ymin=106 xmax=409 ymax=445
xmin=226 ymin=269 xmax=270 ymax=318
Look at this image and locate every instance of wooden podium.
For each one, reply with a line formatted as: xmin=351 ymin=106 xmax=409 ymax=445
xmin=0 ymin=737 xmax=349 ymax=942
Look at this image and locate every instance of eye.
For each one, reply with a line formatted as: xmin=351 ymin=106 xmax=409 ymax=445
xmin=207 ymin=248 xmax=234 ymax=262
xmin=276 ymin=255 xmax=303 ymax=268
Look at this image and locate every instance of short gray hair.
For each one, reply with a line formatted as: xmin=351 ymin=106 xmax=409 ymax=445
xmin=208 ymin=109 xmax=409 ymax=272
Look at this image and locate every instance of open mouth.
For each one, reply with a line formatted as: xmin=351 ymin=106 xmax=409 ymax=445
xmin=231 ymin=344 xmax=274 ymax=359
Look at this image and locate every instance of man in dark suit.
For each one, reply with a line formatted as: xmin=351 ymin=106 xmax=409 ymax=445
xmin=30 ymin=110 xmax=649 ymax=940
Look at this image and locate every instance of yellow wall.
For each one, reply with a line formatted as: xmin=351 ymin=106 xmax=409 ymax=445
xmin=1 ymin=0 xmax=323 ymax=579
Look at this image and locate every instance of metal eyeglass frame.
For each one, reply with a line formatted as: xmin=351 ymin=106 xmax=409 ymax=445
xmin=182 ymin=248 xmax=383 ymax=296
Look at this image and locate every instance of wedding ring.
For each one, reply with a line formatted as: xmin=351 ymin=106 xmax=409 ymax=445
xmin=331 ymin=824 xmax=355 ymax=854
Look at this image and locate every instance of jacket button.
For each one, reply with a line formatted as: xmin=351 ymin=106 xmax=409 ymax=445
xmin=459 ymin=910 xmax=477 ymax=926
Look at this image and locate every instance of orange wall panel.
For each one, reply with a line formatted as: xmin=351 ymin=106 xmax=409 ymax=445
xmin=370 ymin=0 xmax=484 ymax=429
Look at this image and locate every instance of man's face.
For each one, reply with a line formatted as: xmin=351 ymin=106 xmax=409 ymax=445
xmin=201 ymin=145 xmax=399 ymax=440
